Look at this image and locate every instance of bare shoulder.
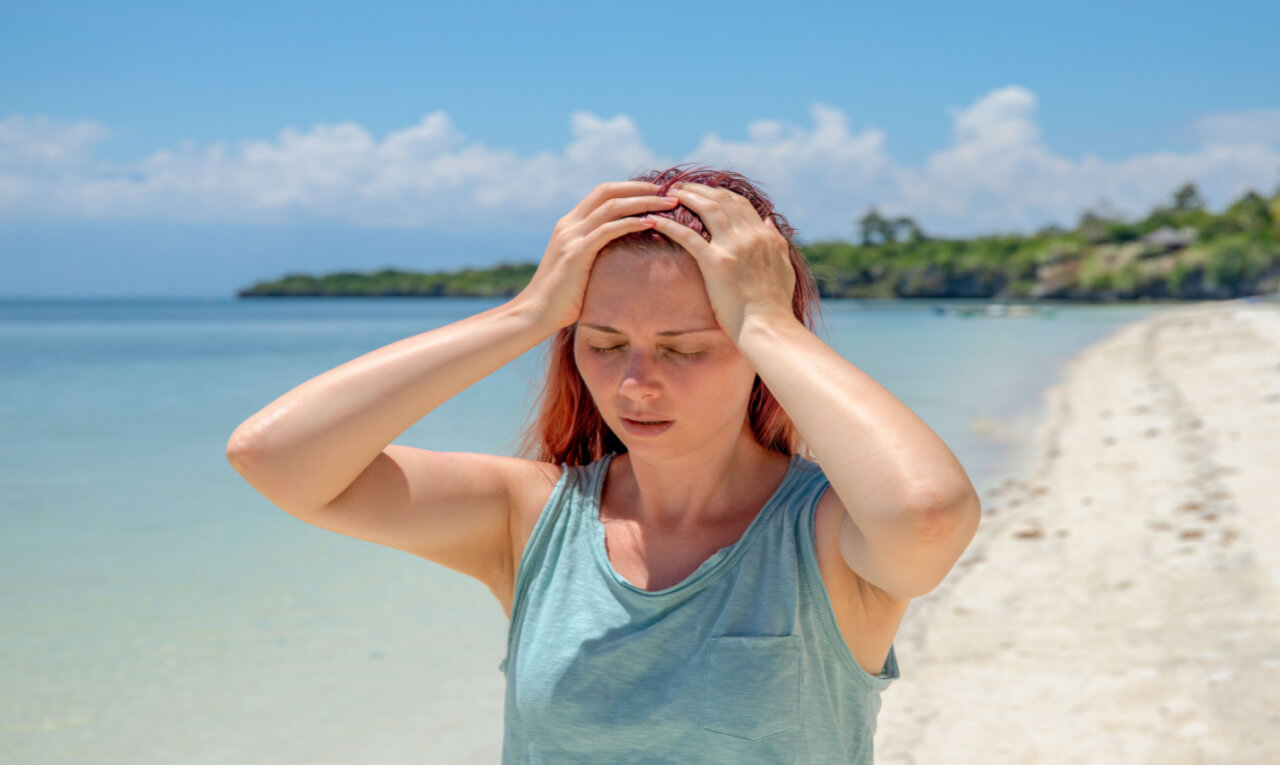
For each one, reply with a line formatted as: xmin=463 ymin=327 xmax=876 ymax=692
xmin=812 ymin=486 xmax=910 ymax=677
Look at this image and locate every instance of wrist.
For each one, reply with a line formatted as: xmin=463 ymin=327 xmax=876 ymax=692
xmin=735 ymin=303 xmax=802 ymax=347
xmin=503 ymin=291 xmax=565 ymax=338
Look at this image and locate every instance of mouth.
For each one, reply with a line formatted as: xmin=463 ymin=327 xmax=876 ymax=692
xmin=619 ymin=417 xmax=674 ymax=437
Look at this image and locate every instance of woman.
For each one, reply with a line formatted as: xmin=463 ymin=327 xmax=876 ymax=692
xmin=226 ymin=165 xmax=981 ymax=763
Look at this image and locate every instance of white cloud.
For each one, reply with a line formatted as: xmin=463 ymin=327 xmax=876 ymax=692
xmin=1 ymin=90 xmax=1278 ymax=238
xmin=0 ymin=115 xmax=108 ymax=169
xmin=0 ymin=115 xmax=111 ymax=209
xmin=688 ymin=104 xmax=896 ymax=227
xmin=1192 ymin=108 xmax=1280 ymax=146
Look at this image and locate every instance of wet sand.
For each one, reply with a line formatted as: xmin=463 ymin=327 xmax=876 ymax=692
xmin=876 ymin=299 xmax=1280 ymax=764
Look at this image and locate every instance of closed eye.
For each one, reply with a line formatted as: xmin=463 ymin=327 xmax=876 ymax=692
xmin=589 ymin=344 xmax=704 ymax=359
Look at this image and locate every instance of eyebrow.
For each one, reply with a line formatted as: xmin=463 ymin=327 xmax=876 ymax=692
xmin=580 ymin=323 xmax=719 ymax=337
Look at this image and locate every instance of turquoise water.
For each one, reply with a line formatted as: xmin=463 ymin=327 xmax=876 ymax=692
xmin=0 ymin=297 xmax=1176 ymax=763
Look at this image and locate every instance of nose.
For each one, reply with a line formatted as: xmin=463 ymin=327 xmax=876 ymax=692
xmin=618 ymin=349 xmax=661 ymax=401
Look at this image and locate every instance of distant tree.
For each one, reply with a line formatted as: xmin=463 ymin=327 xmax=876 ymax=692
xmin=857 ymin=208 xmax=925 ymax=245
xmin=1077 ymin=209 xmax=1113 ymax=244
xmin=892 ymin=216 xmax=926 ymax=243
xmin=1172 ymin=182 xmax=1205 ymax=212
xmin=1223 ymin=191 xmax=1272 ymax=233
xmin=1139 ymin=203 xmax=1178 ymax=233
xmin=857 ymin=208 xmax=893 ymax=246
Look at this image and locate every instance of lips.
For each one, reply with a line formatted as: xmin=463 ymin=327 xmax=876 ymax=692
xmin=619 ymin=416 xmax=674 ymax=437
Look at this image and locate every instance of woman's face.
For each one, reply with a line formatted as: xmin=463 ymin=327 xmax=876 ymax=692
xmin=574 ymin=245 xmax=759 ymax=460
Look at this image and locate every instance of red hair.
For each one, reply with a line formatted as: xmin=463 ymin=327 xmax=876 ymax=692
xmin=520 ymin=164 xmax=821 ymax=465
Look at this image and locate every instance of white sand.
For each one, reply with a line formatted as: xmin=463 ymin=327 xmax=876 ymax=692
xmin=876 ymin=299 xmax=1280 ymax=764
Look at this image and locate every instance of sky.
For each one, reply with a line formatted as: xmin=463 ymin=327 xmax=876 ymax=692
xmin=2 ymin=0 xmax=1278 ymax=297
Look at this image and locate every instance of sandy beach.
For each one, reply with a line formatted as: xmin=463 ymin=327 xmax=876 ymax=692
xmin=876 ymin=299 xmax=1280 ymax=764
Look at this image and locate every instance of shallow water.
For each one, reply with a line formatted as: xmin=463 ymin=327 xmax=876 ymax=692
xmin=0 ymin=296 xmax=1176 ymax=763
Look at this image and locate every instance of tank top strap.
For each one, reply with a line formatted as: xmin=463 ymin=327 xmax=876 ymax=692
xmin=499 ymin=456 xmax=615 ymax=674
xmin=745 ymin=455 xmax=830 ymax=546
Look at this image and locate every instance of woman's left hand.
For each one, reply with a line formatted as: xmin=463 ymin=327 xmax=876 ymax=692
xmin=646 ymin=183 xmax=797 ymax=341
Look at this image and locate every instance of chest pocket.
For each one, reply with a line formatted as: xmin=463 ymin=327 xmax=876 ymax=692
xmin=700 ymin=635 xmax=801 ymax=740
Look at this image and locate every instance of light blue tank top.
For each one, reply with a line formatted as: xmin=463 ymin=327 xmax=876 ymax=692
xmin=499 ymin=453 xmax=899 ymax=764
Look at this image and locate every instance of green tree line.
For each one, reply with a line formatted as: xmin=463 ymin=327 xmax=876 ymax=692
xmin=238 ymin=183 xmax=1280 ymax=301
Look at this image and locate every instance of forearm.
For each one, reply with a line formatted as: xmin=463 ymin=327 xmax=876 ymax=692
xmin=226 ymin=298 xmax=553 ymax=510
xmin=737 ymin=308 xmax=977 ymax=535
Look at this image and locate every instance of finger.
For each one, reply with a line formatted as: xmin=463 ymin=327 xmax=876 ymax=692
xmin=579 ymin=194 xmax=678 ymax=232
xmin=579 ymin=215 xmax=660 ymax=257
xmin=565 ymin=181 xmax=661 ymax=223
xmin=667 ymin=184 xmax=736 ymax=234
xmin=676 ymin=183 xmax=760 ymax=215
xmin=645 ymin=215 xmax=712 ymax=260
xmin=672 ymin=182 xmax=744 ymax=203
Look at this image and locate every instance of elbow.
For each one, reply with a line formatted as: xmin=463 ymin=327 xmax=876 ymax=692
xmin=837 ymin=484 xmax=983 ymax=602
xmin=224 ymin=429 xmax=344 ymax=516
xmin=933 ymin=487 xmax=982 ymax=552
xmin=225 ymin=429 xmax=261 ymax=473
xmin=907 ymin=481 xmax=981 ymax=546
xmin=899 ymin=487 xmax=982 ymax=597
xmin=224 ymin=431 xmax=285 ymax=501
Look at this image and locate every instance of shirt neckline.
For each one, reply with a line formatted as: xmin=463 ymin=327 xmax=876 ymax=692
xmin=586 ymin=452 xmax=803 ymax=599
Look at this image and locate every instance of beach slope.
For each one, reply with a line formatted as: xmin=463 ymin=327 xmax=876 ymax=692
xmin=876 ymin=300 xmax=1280 ymax=764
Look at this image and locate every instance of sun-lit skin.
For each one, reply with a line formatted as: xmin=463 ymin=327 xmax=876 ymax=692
xmin=573 ymin=243 xmax=790 ymax=530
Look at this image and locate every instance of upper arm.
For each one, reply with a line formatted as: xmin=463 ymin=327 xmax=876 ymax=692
xmin=278 ymin=446 xmax=559 ymax=590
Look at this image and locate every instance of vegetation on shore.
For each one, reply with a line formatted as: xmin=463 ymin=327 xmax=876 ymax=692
xmin=237 ymin=183 xmax=1280 ymax=301
xmin=239 ymin=262 xmax=536 ymax=299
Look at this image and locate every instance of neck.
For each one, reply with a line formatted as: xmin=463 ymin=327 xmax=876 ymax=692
xmin=610 ymin=425 xmax=791 ymax=530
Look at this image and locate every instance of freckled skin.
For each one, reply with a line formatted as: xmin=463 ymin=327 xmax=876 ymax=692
xmin=573 ymin=245 xmax=760 ymax=463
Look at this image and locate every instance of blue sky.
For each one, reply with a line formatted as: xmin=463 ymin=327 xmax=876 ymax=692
xmin=2 ymin=0 xmax=1278 ymax=296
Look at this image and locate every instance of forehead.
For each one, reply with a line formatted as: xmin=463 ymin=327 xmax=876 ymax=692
xmin=580 ymin=246 xmax=715 ymax=329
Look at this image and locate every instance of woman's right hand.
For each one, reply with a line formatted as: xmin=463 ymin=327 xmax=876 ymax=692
xmin=516 ymin=181 xmax=679 ymax=331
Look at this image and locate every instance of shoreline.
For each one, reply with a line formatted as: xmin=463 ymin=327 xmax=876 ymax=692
xmin=876 ymin=299 xmax=1280 ymax=763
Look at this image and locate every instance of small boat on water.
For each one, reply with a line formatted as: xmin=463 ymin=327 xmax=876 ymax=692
xmin=932 ymin=303 xmax=1057 ymax=319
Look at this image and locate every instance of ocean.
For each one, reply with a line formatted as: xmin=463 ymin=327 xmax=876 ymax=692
xmin=0 ymin=296 xmax=1176 ymax=763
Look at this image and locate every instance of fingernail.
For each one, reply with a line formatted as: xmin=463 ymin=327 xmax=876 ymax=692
xmin=661 ymin=196 xmax=678 ymax=203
